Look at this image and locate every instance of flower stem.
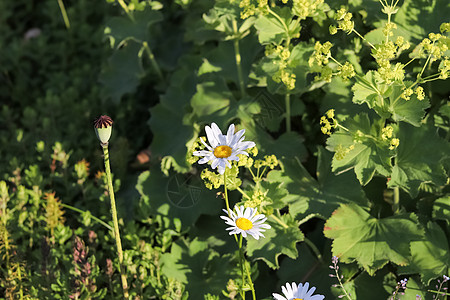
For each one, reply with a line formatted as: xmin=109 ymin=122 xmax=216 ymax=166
xmin=17 ymin=264 xmax=24 ymax=300
xmin=142 ymin=41 xmax=164 ymax=82
xmin=270 ymin=214 xmax=288 ymax=229
xmin=392 ymin=186 xmax=400 ymax=214
xmin=232 ymin=19 xmax=246 ymax=98
xmin=61 ymin=203 xmax=113 ymax=231
xmin=102 ymin=145 xmax=129 ymax=299
xmin=285 ymin=93 xmax=291 ymax=132
xmin=239 ymin=235 xmax=246 ymax=300
xmin=57 ymin=0 xmax=71 ymax=29
xmin=304 ymin=238 xmax=323 ymax=262
xmin=117 ymin=0 xmax=134 ymax=21
xmin=223 ymin=172 xmax=231 ymax=215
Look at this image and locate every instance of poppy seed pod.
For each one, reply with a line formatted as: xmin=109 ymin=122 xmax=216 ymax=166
xmin=94 ymin=115 xmax=113 ymax=146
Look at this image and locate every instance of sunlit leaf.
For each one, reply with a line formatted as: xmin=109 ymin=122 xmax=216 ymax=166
xmin=399 ymin=222 xmax=450 ymax=284
xmin=246 ymin=213 xmax=304 ymax=269
xmin=324 ymin=204 xmax=424 ymax=275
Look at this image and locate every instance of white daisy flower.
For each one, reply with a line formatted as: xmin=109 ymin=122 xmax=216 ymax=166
xmin=220 ymin=205 xmax=271 ymax=240
xmin=193 ymin=123 xmax=255 ymax=174
xmin=273 ymin=282 xmax=325 ymax=300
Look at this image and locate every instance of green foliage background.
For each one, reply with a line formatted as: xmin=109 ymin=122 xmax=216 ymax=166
xmin=0 ymin=0 xmax=449 ymax=299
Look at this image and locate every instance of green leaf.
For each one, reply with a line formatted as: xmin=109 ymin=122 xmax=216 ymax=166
xmin=399 ymin=222 xmax=450 ymax=284
xmin=432 ymin=196 xmax=450 ymax=224
xmin=327 ymin=113 xmax=391 ymax=185
xmin=257 ymin=43 xmax=313 ymax=95
xmin=149 ymin=57 xmax=200 ymax=165
xmin=161 ymin=238 xmax=233 ymax=298
xmin=254 ymin=7 xmax=289 ymax=44
xmin=388 ymin=123 xmax=448 ymax=197
xmin=190 ymin=79 xmax=237 ymax=125
xmin=203 ymin=37 xmax=260 ymax=87
xmin=100 ymin=41 xmax=145 ymax=103
xmin=136 ymin=168 xmax=222 ymax=227
xmin=351 ymin=71 xmax=390 ymax=119
xmin=105 ymin=9 xmax=163 ymax=46
xmin=266 ymin=148 xmax=369 ymax=219
xmin=393 ymin=0 xmax=450 ymax=43
xmin=246 ymin=213 xmax=304 ymax=269
xmin=324 ymin=204 xmax=424 ymax=275
xmin=387 ymin=83 xmax=430 ymax=127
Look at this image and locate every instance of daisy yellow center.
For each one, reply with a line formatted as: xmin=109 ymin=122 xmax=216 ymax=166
xmin=214 ymin=145 xmax=232 ymax=158
xmin=236 ymin=218 xmax=253 ymax=230
xmin=293 ymin=298 xmax=303 ymax=300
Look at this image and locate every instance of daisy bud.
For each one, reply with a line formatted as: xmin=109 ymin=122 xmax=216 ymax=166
xmin=94 ymin=115 xmax=113 ymax=146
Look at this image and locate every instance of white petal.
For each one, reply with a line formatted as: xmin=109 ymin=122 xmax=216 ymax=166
xmin=272 ymin=293 xmax=287 ymax=300
xmin=197 ymin=157 xmax=210 ymax=164
xmin=206 ymin=124 xmax=220 ymax=148
xmin=211 ymin=158 xmax=220 ymax=169
xmin=226 ymin=124 xmax=235 ymax=144
xmin=217 ymin=164 xmax=225 ymax=174
xmin=231 ymin=129 xmax=245 ymax=146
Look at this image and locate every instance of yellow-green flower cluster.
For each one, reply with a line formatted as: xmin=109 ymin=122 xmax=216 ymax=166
xmin=381 ymin=125 xmax=400 ymax=150
xmin=381 ymin=125 xmax=393 ymax=141
xmin=253 ymin=155 xmax=279 ymax=169
xmin=389 ymin=138 xmax=400 ymax=150
xmin=382 ymin=22 xmax=397 ymax=38
xmin=439 ymin=58 xmax=450 ymax=79
xmin=244 ymin=189 xmax=267 ymax=208
xmin=417 ymin=33 xmax=449 ymax=62
xmin=333 ymin=7 xmax=354 ymax=34
xmin=371 ymin=33 xmax=412 ymax=83
xmin=309 ymin=41 xmax=333 ymax=66
xmin=239 ymin=0 xmax=268 ymax=19
xmin=237 ymin=146 xmax=258 ymax=168
xmin=320 ymin=109 xmax=337 ymax=135
xmin=201 ymin=169 xmax=223 ymax=190
xmin=292 ymin=0 xmax=324 ymax=20
xmin=187 ymin=136 xmax=204 ymax=165
xmin=74 ymin=159 xmax=90 ymax=185
xmin=401 ymin=87 xmax=414 ymax=101
xmin=415 ymin=86 xmax=425 ymax=100
xmin=334 ymin=144 xmax=355 ymax=160
xmin=395 ymin=36 xmax=410 ymax=51
xmin=309 ymin=41 xmax=334 ymax=82
xmin=440 ymin=22 xmax=450 ymax=33
xmin=337 ymin=61 xmax=355 ymax=81
xmin=266 ymin=45 xmax=297 ymax=90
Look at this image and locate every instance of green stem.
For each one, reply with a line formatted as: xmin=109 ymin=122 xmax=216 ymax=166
xmin=334 ymin=265 xmax=353 ymax=300
xmin=223 ymin=172 xmax=231 ymax=214
xmin=270 ymin=214 xmax=288 ymax=229
xmin=117 ymin=0 xmax=134 ymax=21
xmin=102 ymin=145 xmax=129 ymax=299
xmin=239 ymin=235 xmax=246 ymax=300
xmin=232 ymin=19 xmax=246 ymax=98
xmin=267 ymin=7 xmax=290 ymax=43
xmin=393 ymin=186 xmax=400 ymax=214
xmin=142 ymin=41 xmax=164 ymax=82
xmin=224 ymin=172 xmax=238 ymax=244
xmin=304 ymin=238 xmax=323 ymax=262
xmin=57 ymin=0 xmax=71 ymax=29
xmin=61 ymin=203 xmax=113 ymax=231
xmin=18 ymin=264 xmax=23 ymax=300
xmin=351 ymin=29 xmax=375 ymax=49
xmin=236 ymin=186 xmax=251 ymax=200
xmin=244 ymin=259 xmax=256 ymax=300
xmin=285 ymin=93 xmax=291 ymax=132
